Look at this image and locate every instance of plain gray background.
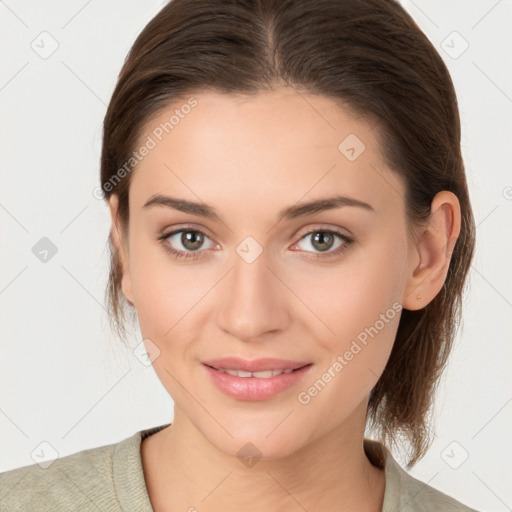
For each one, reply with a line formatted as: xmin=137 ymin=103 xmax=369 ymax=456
xmin=1 ymin=1 xmax=511 ymax=510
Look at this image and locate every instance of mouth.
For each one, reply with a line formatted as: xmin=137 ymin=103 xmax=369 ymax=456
xmin=205 ymin=366 xmax=301 ymax=378
xmin=201 ymin=358 xmax=314 ymax=401
xmin=202 ymin=356 xmax=311 ymax=373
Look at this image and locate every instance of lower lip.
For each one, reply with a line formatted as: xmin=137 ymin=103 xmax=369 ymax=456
xmin=202 ymin=363 xmax=313 ymax=401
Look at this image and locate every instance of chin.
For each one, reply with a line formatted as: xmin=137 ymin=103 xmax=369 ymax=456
xmin=200 ymin=417 xmax=311 ymax=462
xmin=226 ymin=434 xmax=303 ymax=462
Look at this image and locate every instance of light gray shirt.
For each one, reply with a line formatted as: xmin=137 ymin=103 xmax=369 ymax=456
xmin=0 ymin=423 xmax=479 ymax=511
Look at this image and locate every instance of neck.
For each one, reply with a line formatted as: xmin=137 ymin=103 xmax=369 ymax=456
xmin=141 ymin=402 xmax=386 ymax=512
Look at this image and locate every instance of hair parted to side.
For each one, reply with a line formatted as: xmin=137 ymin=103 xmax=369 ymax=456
xmin=100 ymin=0 xmax=475 ymax=468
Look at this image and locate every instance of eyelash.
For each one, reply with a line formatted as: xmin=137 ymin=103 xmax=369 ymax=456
xmin=157 ymin=226 xmax=354 ymax=261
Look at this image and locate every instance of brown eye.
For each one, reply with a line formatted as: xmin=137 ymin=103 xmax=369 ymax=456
xmin=310 ymin=231 xmax=336 ymax=252
xmin=292 ymin=229 xmax=354 ymax=259
xmin=180 ymin=230 xmax=205 ymax=251
xmin=159 ymin=228 xmax=217 ymax=261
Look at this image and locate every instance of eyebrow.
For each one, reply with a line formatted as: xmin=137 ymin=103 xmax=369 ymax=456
xmin=142 ymin=193 xmax=375 ymax=222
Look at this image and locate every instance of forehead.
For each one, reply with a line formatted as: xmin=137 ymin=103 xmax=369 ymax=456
xmin=128 ymin=88 xmax=404 ymax=217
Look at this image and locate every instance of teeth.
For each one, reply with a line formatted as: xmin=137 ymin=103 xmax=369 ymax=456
xmin=217 ymin=368 xmax=296 ymax=378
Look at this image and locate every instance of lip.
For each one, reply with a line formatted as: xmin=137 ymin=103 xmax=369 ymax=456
xmin=202 ymin=357 xmax=311 ymax=373
xmin=202 ymin=359 xmax=313 ymax=401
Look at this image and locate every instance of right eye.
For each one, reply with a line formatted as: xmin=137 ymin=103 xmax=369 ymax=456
xmin=158 ymin=228 xmax=218 ymax=261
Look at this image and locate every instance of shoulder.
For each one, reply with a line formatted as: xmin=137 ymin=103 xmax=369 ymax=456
xmin=393 ymin=467 xmax=480 ymax=512
xmin=0 ymin=437 xmax=121 ymax=512
xmin=364 ymin=439 xmax=480 ymax=512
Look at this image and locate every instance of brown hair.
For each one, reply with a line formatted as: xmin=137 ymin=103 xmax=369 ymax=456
xmin=100 ymin=0 xmax=475 ymax=468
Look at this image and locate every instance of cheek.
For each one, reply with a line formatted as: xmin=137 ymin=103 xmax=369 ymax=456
xmin=292 ymin=255 xmax=406 ymax=434
xmin=286 ymin=231 xmax=408 ymax=417
xmin=290 ymin=231 xmax=408 ymax=346
xmin=128 ymin=237 xmax=220 ymax=348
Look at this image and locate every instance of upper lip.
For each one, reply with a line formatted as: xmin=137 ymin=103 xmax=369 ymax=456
xmin=202 ymin=357 xmax=311 ymax=372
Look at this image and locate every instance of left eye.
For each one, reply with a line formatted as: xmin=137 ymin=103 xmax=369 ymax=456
xmin=292 ymin=230 xmax=353 ymax=256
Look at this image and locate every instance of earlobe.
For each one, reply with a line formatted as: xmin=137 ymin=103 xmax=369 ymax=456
xmin=107 ymin=195 xmax=135 ymax=306
xmin=402 ymin=191 xmax=461 ymax=311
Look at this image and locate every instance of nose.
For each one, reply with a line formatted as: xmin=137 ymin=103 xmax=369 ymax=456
xmin=215 ymin=245 xmax=290 ymax=343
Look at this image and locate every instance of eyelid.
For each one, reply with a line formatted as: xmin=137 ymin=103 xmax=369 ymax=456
xmin=293 ymin=223 xmax=354 ymax=240
xmin=160 ymin=223 xmax=352 ymax=244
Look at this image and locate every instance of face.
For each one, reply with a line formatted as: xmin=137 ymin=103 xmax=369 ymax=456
xmin=109 ymin=87 xmax=420 ymax=460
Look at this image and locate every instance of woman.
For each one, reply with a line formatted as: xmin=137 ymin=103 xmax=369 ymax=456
xmin=0 ymin=0 xmax=479 ymax=510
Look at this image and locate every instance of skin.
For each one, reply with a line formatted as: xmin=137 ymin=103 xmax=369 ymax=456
xmin=108 ymin=87 xmax=461 ymax=512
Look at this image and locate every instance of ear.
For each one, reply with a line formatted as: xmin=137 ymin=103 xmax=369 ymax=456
xmin=402 ymin=191 xmax=461 ymax=311
xmin=107 ymin=194 xmax=135 ymax=306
